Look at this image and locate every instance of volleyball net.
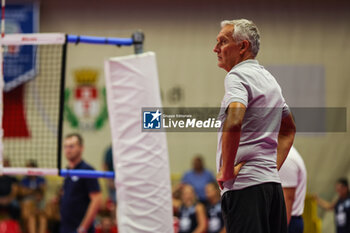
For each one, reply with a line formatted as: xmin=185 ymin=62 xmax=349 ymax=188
xmin=1 ymin=32 xmax=174 ymax=232
xmin=0 ymin=32 xmax=144 ymax=178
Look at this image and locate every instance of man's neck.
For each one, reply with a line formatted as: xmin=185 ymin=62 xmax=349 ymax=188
xmin=194 ymin=169 xmax=204 ymax=174
xmin=68 ymin=158 xmax=82 ymax=169
xmin=227 ymin=54 xmax=255 ymax=72
xmin=340 ymin=192 xmax=350 ymax=200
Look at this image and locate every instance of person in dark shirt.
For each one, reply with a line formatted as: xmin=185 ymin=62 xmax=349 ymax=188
xmin=0 ymin=160 xmax=20 ymax=220
xmin=205 ymin=183 xmax=225 ymax=233
xmin=19 ymin=160 xmax=47 ymax=233
xmin=177 ymin=184 xmax=207 ymax=233
xmin=60 ymin=133 xmax=102 ymax=233
xmin=315 ymin=177 xmax=350 ymax=233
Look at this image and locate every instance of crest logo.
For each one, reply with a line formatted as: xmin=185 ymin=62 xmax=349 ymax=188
xmin=64 ymin=69 xmax=108 ymax=130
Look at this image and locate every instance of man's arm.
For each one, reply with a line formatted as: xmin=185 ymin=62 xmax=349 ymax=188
xmin=277 ymin=113 xmax=296 ymax=170
xmin=282 ymin=187 xmax=296 ymax=225
xmin=78 ymin=191 xmax=102 ymax=233
xmin=216 ymin=102 xmax=246 ymax=189
xmin=315 ymin=195 xmax=336 ymax=211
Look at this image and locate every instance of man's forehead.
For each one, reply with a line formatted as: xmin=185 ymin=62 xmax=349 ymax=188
xmin=64 ymin=137 xmax=79 ymax=144
xmin=217 ymin=25 xmax=234 ymax=39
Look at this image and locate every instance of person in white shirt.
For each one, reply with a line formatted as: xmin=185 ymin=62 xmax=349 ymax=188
xmin=279 ymin=146 xmax=307 ymax=233
xmin=214 ymin=18 xmax=296 ymax=233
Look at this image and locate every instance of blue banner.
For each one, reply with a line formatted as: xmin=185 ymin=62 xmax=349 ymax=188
xmin=1 ymin=4 xmax=39 ymax=91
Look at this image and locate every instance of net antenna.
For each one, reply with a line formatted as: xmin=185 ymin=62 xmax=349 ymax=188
xmin=0 ymin=31 xmax=144 ymax=177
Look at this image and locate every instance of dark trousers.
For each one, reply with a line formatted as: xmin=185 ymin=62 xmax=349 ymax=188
xmin=288 ymin=216 xmax=304 ymax=233
xmin=221 ymin=182 xmax=288 ymax=233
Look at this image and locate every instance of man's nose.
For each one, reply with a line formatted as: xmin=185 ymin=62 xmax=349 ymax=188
xmin=213 ymin=44 xmax=220 ymax=53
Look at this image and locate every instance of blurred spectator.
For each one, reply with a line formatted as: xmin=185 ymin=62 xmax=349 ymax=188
xmin=103 ymin=146 xmax=116 ymax=204
xmin=95 ymin=199 xmax=118 ymax=233
xmin=278 ymin=146 xmax=307 ymax=233
xmin=172 ymin=183 xmax=182 ymax=216
xmin=95 ymin=214 xmax=118 ymax=233
xmin=45 ymin=187 xmax=62 ymax=233
xmin=0 ymin=219 xmax=22 ymax=233
xmin=182 ymin=155 xmax=215 ymax=204
xmin=19 ymin=159 xmax=47 ymax=233
xmin=175 ymin=184 xmax=207 ymax=233
xmin=0 ymin=158 xmax=21 ymax=220
xmin=205 ymin=183 xmax=225 ymax=233
xmin=315 ymin=178 xmax=350 ymax=233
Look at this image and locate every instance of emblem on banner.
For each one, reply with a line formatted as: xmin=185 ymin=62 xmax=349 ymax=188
xmin=64 ymin=69 xmax=108 ymax=130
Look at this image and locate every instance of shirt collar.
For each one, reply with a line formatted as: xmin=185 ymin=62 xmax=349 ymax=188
xmin=75 ymin=160 xmax=84 ymax=169
xmin=231 ymin=59 xmax=259 ymax=70
xmin=67 ymin=160 xmax=84 ymax=169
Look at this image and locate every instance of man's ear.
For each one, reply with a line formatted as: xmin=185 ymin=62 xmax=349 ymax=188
xmin=239 ymin=40 xmax=250 ymax=55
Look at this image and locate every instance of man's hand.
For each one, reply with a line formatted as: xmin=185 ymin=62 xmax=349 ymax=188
xmin=217 ymin=161 xmax=246 ymax=189
xmin=77 ymin=226 xmax=87 ymax=233
xmin=78 ymin=192 xmax=102 ymax=232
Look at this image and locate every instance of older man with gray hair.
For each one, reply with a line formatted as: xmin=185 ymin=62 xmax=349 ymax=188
xmin=214 ymin=19 xmax=296 ymax=233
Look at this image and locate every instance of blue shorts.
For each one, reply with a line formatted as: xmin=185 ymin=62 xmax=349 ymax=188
xmin=288 ymin=216 xmax=304 ymax=233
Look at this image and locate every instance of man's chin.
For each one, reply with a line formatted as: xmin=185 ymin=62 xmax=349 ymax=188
xmin=217 ymin=62 xmax=225 ymax=69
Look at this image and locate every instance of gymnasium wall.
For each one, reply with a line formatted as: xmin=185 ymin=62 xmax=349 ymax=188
xmin=38 ymin=1 xmax=349 ymax=232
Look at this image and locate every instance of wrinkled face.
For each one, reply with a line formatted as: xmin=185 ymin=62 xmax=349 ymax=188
xmin=63 ymin=136 xmax=83 ymax=162
xmin=205 ymin=183 xmax=218 ymax=200
xmin=213 ymin=25 xmax=242 ymax=72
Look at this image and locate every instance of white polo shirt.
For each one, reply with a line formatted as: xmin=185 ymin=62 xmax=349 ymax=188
xmin=279 ymin=146 xmax=307 ymax=216
xmin=216 ymin=59 xmax=290 ymax=194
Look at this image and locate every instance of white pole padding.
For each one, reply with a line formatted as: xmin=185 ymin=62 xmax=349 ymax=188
xmin=105 ymin=52 xmax=173 ymax=233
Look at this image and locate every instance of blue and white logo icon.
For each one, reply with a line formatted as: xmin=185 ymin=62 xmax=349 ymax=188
xmin=143 ymin=109 xmax=162 ymax=129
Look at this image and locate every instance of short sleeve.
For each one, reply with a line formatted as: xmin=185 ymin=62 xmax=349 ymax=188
xmin=181 ymin=172 xmax=190 ymax=184
xmin=279 ymin=157 xmax=298 ymax=188
xmin=282 ymin=102 xmax=291 ymax=118
xmin=224 ymin=72 xmax=248 ymax=109
xmin=85 ymin=178 xmax=100 ymax=193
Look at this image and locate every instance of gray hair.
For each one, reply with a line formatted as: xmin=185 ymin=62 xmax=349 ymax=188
xmin=221 ymin=19 xmax=260 ymax=57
